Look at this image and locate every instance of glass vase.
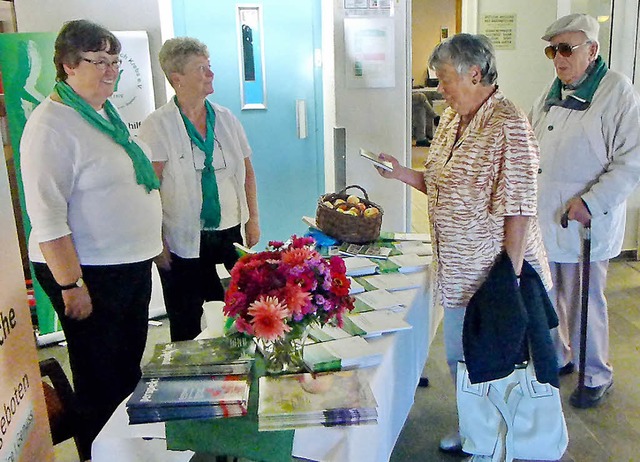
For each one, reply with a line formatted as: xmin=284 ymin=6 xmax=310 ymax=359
xmin=257 ymin=325 xmax=310 ymax=375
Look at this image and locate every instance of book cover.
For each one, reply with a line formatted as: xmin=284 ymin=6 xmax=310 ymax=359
xmin=379 ymin=231 xmax=431 ymax=242
xmin=258 ymin=370 xmax=377 ymax=421
xmin=388 ymin=254 xmax=432 ymax=274
xmin=361 ymin=272 xmax=425 ymax=292
xmin=354 ymin=289 xmax=405 ymax=312
xmin=348 ymin=277 xmax=365 ymax=295
xmin=394 ymin=241 xmax=433 ymax=255
xmin=343 ymin=256 xmax=379 ymax=277
xmin=341 ymin=310 xmax=412 ymax=338
xmin=308 ymin=324 xmax=353 ymax=342
xmin=142 ymin=336 xmax=255 ymax=377
xmin=127 ymin=375 xmax=250 ymax=409
xmin=303 ymin=336 xmax=382 ymax=372
xmin=339 ymin=243 xmax=392 ymax=260
xmin=127 ymin=402 xmax=247 ymax=424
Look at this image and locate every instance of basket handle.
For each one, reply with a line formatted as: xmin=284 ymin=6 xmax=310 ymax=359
xmin=338 ymin=184 xmax=369 ymax=201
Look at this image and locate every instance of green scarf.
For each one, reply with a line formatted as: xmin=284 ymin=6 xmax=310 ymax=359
xmin=174 ymin=96 xmax=221 ymax=229
xmin=543 ymin=56 xmax=608 ymax=112
xmin=54 ymin=81 xmax=159 ymax=192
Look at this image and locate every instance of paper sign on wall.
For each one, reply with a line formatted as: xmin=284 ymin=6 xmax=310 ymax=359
xmin=344 ymin=17 xmax=395 ymax=88
xmin=480 ymin=14 xmax=517 ymax=50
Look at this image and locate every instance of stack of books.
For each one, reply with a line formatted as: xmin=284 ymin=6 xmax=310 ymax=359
xmin=126 ymin=374 xmax=250 ymax=424
xmin=142 ymin=336 xmax=255 ymax=378
xmin=126 ymin=336 xmax=255 ymax=424
xmin=257 ymin=370 xmax=378 ymax=431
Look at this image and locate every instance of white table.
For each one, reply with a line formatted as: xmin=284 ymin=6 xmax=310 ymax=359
xmin=92 ymin=271 xmax=442 ymax=462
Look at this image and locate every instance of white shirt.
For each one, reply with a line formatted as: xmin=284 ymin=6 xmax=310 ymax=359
xmin=531 ymin=70 xmax=640 ymax=262
xmin=138 ymin=99 xmax=252 ymax=258
xmin=21 ymin=97 xmax=163 ymax=265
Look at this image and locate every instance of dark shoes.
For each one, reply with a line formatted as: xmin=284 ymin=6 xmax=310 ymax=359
xmin=415 ymin=138 xmax=431 ymax=147
xmin=418 ymin=376 xmax=430 ymax=387
xmin=570 ymin=380 xmax=613 ymax=408
xmin=439 ymin=431 xmax=464 ymax=454
xmin=558 ymin=362 xmax=575 ymax=376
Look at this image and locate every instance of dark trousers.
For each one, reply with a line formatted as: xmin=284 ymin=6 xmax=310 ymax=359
xmin=159 ymin=225 xmax=242 ymax=341
xmin=33 ymin=260 xmax=152 ymax=457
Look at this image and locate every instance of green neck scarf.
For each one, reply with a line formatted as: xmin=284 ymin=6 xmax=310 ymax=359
xmin=54 ymin=81 xmax=159 ymax=192
xmin=174 ymin=96 xmax=221 ymax=229
xmin=543 ymin=56 xmax=608 ymax=112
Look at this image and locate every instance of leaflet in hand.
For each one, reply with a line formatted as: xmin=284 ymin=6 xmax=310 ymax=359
xmin=359 ymin=148 xmax=393 ymax=172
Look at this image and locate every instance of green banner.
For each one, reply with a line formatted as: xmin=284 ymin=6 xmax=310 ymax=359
xmin=0 ymin=32 xmax=59 ymax=335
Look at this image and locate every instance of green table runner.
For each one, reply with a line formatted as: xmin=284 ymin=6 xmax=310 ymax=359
xmin=166 ymin=358 xmax=294 ymax=461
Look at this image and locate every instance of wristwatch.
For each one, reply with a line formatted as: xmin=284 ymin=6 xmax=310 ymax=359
xmin=59 ymin=277 xmax=85 ymax=291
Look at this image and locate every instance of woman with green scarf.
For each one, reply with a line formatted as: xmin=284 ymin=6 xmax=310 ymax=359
xmin=20 ymin=20 xmax=162 ymax=458
xmin=139 ymin=37 xmax=260 ymax=342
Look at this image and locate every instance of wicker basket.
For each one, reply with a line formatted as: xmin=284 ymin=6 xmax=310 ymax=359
xmin=316 ymin=185 xmax=383 ymax=244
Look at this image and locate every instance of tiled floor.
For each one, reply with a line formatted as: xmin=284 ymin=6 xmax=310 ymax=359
xmin=40 ymin=153 xmax=640 ymax=460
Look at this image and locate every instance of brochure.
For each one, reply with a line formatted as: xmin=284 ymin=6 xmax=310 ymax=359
xmin=359 ymin=148 xmax=393 ymax=172
xmin=342 ymin=310 xmax=412 ymax=337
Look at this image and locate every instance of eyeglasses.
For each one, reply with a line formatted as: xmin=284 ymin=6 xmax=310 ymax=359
xmin=81 ymin=57 xmax=122 ymax=71
xmin=544 ymin=42 xmax=590 ymax=59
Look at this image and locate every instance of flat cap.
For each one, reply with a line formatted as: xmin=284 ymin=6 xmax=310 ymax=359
xmin=541 ymin=13 xmax=599 ymax=42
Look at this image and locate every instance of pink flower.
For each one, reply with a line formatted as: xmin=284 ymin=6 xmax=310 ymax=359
xmin=223 ymin=235 xmax=354 ymax=341
xmin=283 ymin=282 xmax=312 ymax=320
xmin=329 ymin=256 xmax=346 ymax=274
xmin=248 ymin=296 xmax=291 ymax=341
xmin=234 ymin=316 xmax=254 ymax=335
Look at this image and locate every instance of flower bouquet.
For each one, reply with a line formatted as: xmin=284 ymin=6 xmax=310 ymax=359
xmin=224 ymin=235 xmax=354 ymax=373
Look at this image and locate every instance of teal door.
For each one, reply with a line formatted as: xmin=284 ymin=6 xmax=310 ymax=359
xmin=172 ymin=0 xmax=324 ymax=249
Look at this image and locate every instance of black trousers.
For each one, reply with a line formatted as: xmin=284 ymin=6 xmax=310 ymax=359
xmin=33 ymin=260 xmax=152 ymax=456
xmin=159 ymin=225 xmax=242 ymax=341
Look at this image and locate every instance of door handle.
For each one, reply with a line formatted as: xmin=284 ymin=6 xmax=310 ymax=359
xmin=296 ymin=99 xmax=307 ymax=139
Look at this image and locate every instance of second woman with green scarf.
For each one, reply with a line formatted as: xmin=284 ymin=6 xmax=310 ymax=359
xmin=139 ymin=37 xmax=261 ymax=342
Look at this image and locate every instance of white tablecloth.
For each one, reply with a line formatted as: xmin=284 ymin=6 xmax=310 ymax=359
xmin=92 ymin=271 xmax=442 ymax=462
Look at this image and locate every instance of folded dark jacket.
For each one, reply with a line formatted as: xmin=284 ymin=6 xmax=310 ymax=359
xmin=463 ymin=251 xmax=559 ymax=387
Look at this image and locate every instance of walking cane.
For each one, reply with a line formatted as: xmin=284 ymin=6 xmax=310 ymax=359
xmin=561 ymin=211 xmax=591 ymax=406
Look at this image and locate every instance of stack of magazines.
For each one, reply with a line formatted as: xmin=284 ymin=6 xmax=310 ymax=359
xmin=126 ymin=374 xmax=250 ymax=424
xmin=257 ymin=370 xmax=377 ymax=431
xmin=141 ymin=336 xmax=255 ymax=377
xmin=126 ymin=336 xmax=255 ymax=424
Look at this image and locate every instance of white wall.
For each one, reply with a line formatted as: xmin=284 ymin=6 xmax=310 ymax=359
xmin=14 ymin=0 xmax=169 ymax=108
xmin=475 ymin=0 xmax=557 ymax=112
xmin=333 ymin=1 xmax=410 ymax=233
xmin=470 ymin=0 xmax=640 ymax=252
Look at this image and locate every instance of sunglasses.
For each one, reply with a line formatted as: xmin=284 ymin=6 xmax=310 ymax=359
xmin=544 ymin=41 xmax=590 ymax=59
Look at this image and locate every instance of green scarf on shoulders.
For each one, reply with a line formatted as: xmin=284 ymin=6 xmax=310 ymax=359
xmin=54 ymin=81 xmax=159 ymax=192
xmin=174 ymin=96 xmax=221 ymax=229
xmin=543 ymin=56 xmax=608 ymax=112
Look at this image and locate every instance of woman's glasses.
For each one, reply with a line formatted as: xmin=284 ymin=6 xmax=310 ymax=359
xmin=81 ymin=57 xmax=122 ymax=71
xmin=544 ymin=42 xmax=589 ymax=59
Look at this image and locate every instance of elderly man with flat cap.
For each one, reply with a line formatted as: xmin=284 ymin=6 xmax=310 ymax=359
xmin=531 ymin=13 xmax=640 ymax=408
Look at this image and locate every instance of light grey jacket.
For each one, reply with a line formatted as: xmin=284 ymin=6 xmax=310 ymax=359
xmin=531 ymin=70 xmax=640 ymax=262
